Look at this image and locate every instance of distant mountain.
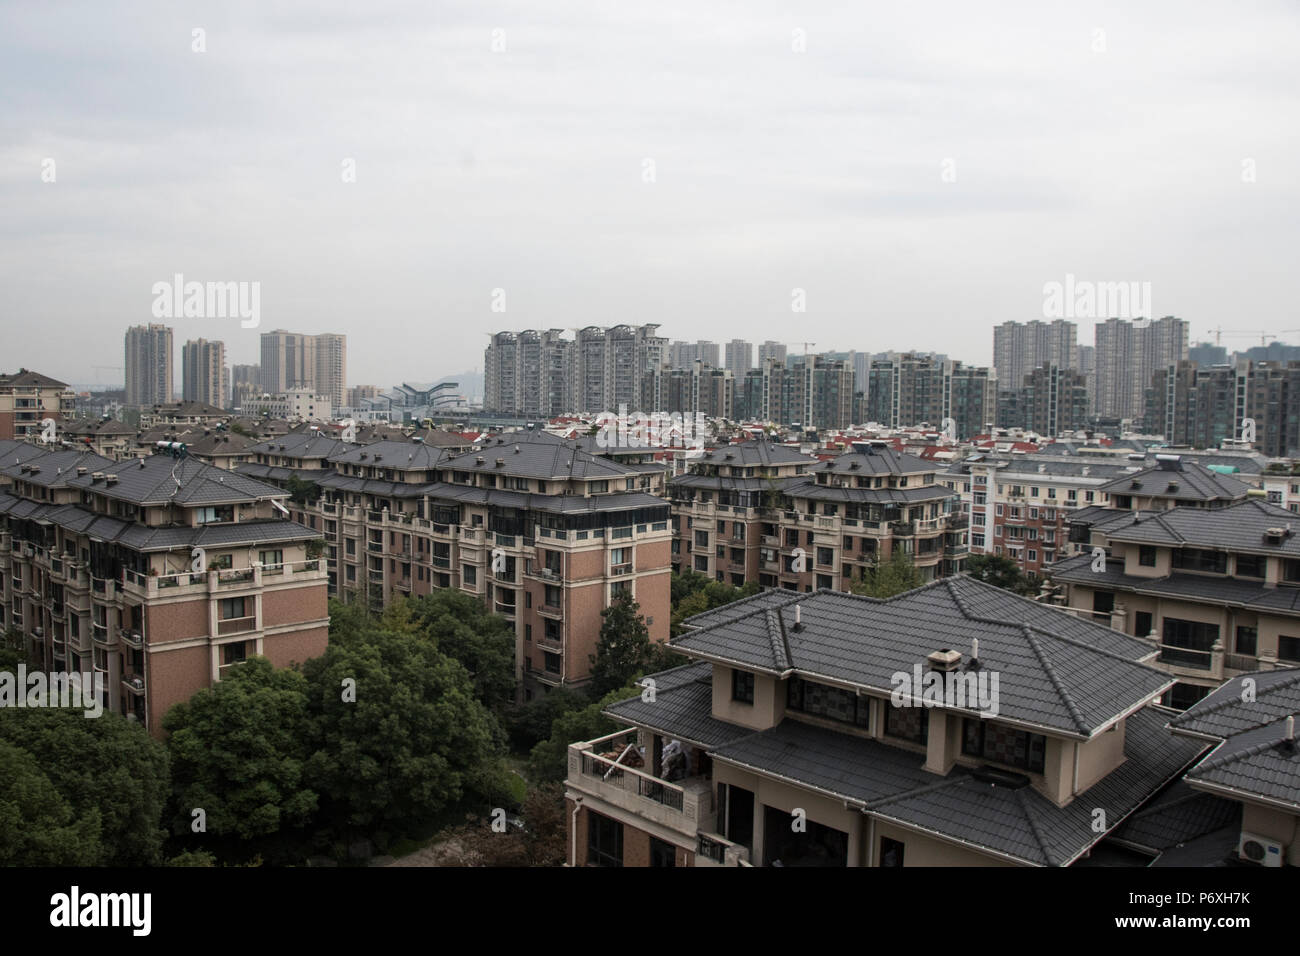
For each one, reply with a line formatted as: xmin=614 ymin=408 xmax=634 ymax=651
xmin=436 ymin=369 xmax=482 ymax=402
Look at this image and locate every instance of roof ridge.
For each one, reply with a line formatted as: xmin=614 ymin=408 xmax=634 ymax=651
xmin=1016 ymin=788 xmax=1063 ymax=867
xmin=1171 ymin=671 xmax=1300 ymax=727
xmin=862 ymin=773 xmax=966 ymax=810
xmin=1020 ymin=624 xmax=1091 ymax=735
xmin=766 ymin=609 xmax=791 ymax=670
xmin=1195 ymin=735 xmax=1291 ymax=774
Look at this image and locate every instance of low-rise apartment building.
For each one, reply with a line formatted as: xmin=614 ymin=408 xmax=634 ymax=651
xmin=1049 ymin=498 xmax=1300 ymax=709
xmin=671 ymin=441 xmax=966 ymax=591
xmin=240 ymin=429 xmax=673 ymax=699
xmin=565 ymin=577 xmax=1204 ymax=866
xmin=0 ymin=446 xmax=329 ymax=735
xmin=0 ymin=370 xmax=75 ymax=441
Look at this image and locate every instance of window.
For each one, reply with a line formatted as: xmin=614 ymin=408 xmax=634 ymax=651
xmin=1139 ymin=545 xmax=1157 ymax=567
xmin=463 ymin=565 xmax=477 ymax=586
xmin=543 ymin=651 xmax=562 ymax=673
xmin=1171 ymin=549 xmax=1227 ymax=574
xmin=1236 ymin=554 xmax=1265 ymax=578
xmin=879 ymin=837 xmax=905 ymax=868
xmin=695 ymin=530 xmax=709 ymax=548
xmin=1135 ymin=611 xmax=1153 ymax=637
xmin=587 ymin=812 xmax=623 ymax=867
xmin=259 ymin=549 xmax=283 ymax=570
xmin=1161 ymin=618 xmax=1219 ymax=670
xmin=884 ymin=704 xmax=928 ymax=744
xmin=962 ymin=720 xmax=1046 ymax=773
xmin=731 ymin=669 xmax=755 ymax=704
xmin=219 ymin=596 xmax=250 ymax=620
xmin=1235 ymin=626 xmax=1257 ymax=656
xmin=221 ymin=642 xmax=248 ymax=666
xmin=816 ymin=547 xmax=833 ymax=566
xmin=786 ymin=677 xmax=869 ymax=728
xmin=1279 ymin=636 xmax=1300 ymax=663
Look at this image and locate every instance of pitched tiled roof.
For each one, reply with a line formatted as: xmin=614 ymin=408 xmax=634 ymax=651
xmin=603 ymin=662 xmax=749 ymax=749
xmin=326 ymin=440 xmax=446 ymax=470
xmin=1100 ymin=499 xmax=1300 ymax=556
xmin=708 ymin=705 xmax=1204 ymax=866
xmin=691 ymin=443 xmax=816 ymax=467
xmin=0 ymin=449 xmax=118 ymax=487
xmin=1097 ymin=461 xmax=1251 ymax=502
xmin=1168 ymin=668 xmax=1300 ymax=740
xmin=64 ymin=455 xmax=286 ymax=505
xmin=442 ymin=432 xmax=634 ymax=481
xmin=1107 ymin=781 xmax=1240 ymax=854
xmin=817 ymin=447 xmax=937 ymax=476
xmin=1048 ymin=552 xmax=1300 ymax=618
xmin=671 ymin=577 xmax=1170 ymax=736
xmin=1185 ymin=715 xmax=1300 ymax=810
xmin=783 ymin=478 xmax=956 ymax=505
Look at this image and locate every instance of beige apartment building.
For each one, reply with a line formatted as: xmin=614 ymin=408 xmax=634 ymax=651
xmin=1049 ymin=496 xmax=1300 ymax=710
xmin=0 ymin=441 xmax=329 ymax=736
xmin=240 ymin=429 xmax=673 ymax=699
xmin=565 ymin=577 xmax=1204 ymax=866
xmin=0 ymin=369 xmax=75 ymax=441
xmin=671 ymin=441 xmax=967 ymax=591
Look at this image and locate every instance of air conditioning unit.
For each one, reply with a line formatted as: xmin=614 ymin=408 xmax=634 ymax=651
xmin=1238 ymin=832 xmax=1284 ymax=867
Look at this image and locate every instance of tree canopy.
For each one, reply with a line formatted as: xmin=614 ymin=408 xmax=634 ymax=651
xmin=848 ymin=549 xmax=926 ymax=599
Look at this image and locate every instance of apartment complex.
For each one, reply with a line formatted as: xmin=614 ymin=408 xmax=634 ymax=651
xmin=240 ymin=429 xmax=673 ymax=698
xmin=1147 ymin=359 xmax=1300 ymax=457
xmin=1094 ymin=316 xmax=1189 ymax=421
xmin=0 ymin=369 xmax=75 ymax=440
xmin=0 ymin=441 xmax=329 ymax=736
xmin=997 ymin=365 xmax=1090 ymax=437
xmin=733 ymin=357 xmax=855 ymax=430
xmin=259 ymin=330 xmax=348 ymax=409
xmin=865 ymin=355 xmax=997 ymax=440
xmin=756 ymin=341 xmax=787 ymax=369
xmin=485 ymin=325 xmax=667 ymax=417
xmin=1049 ymin=495 xmax=1300 ymax=709
xmin=565 ymin=578 xmax=1202 ymax=866
xmin=671 ymin=441 xmax=966 ymax=589
xmin=724 ymin=340 xmax=752 ymax=375
xmin=668 ymin=341 xmax=720 ymax=369
xmin=125 ymin=324 xmax=174 ymax=408
xmin=991 ymin=320 xmax=1078 ymax=396
xmin=181 ymin=338 xmax=227 ymax=409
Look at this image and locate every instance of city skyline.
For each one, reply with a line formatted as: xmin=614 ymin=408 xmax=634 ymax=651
xmin=3 ymin=2 xmax=1297 ymax=388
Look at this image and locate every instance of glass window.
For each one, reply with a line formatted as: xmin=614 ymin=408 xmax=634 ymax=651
xmin=731 ymin=669 xmax=755 ymax=704
xmin=884 ymin=704 xmax=928 ymax=744
xmin=962 ymin=720 xmax=1046 ymax=773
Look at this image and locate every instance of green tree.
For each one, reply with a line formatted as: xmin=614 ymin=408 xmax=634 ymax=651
xmin=588 ymin=593 xmax=652 ymax=696
xmin=402 ymin=591 xmax=517 ymax=716
xmin=162 ymin=657 xmax=318 ymax=844
xmin=0 ymin=707 xmax=169 ymax=865
xmin=506 ymin=686 xmax=588 ymax=753
xmin=285 ymin=474 xmax=322 ymax=507
xmin=526 ymin=685 xmax=640 ymax=783
xmin=0 ymin=739 xmax=102 ymax=866
xmin=965 ymin=554 xmax=1038 ymax=596
xmin=849 ymin=549 xmax=926 ymax=599
xmin=302 ymin=626 xmax=505 ymax=836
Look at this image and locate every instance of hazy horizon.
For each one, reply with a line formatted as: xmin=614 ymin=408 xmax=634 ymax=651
xmin=4 ymin=1 xmax=1297 ymax=389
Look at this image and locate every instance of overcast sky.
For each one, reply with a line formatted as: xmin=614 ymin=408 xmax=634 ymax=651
xmin=2 ymin=1 xmax=1297 ymax=390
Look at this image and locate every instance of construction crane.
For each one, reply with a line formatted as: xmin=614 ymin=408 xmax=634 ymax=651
xmin=1205 ymin=329 xmax=1300 ymax=347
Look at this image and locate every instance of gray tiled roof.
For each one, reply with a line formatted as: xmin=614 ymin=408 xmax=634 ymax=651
xmin=708 ymin=705 xmax=1204 ymax=866
xmin=691 ymin=442 xmax=816 ymax=467
xmin=1185 ymin=715 xmax=1300 ymax=810
xmin=326 ymin=440 xmax=447 ymax=470
xmin=64 ymin=455 xmax=287 ymax=506
xmin=603 ymin=662 xmax=750 ymax=748
xmin=671 ymin=577 xmax=1170 ymax=736
xmin=1101 ymin=499 xmax=1300 ymax=556
xmin=1098 ymin=461 xmax=1251 ymax=502
xmin=0 ymin=449 xmax=118 ymax=487
xmin=1168 ymin=668 xmax=1300 ymax=740
xmin=248 ymin=433 xmax=349 ymax=460
xmin=442 ymin=432 xmax=634 ymax=481
xmin=1049 ymin=552 xmax=1300 ymax=617
xmin=817 ymin=447 xmax=936 ymax=476
xmin=783 ymin=478 xmax=956 ymax=505
xmin=0 ymin=496 xmax=316 ymax=551
xmin=1107 ymin=781 xmax=1240 ymax=854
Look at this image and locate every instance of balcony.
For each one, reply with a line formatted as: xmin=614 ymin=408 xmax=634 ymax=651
xmin=695 ymin=832 xmax=751 ymax=867
xmin=495 ymin=602 xmax=517 ymax=618
xmin=567 ymin=729 xmax=714 ymax=839
xmin=1157 ymin=643 xmax=1214 ymax=672
xmin=121 ymin=674 xmax=146 ymax=696
xmin=91 ymin=623 xmax=116 ymax=649
xmin=118 ymin=628 xmax=144 ymax=649
xmin=217 ymin=616 xmax=258 ymax=636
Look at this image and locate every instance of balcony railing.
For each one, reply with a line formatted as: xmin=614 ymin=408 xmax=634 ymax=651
xmin=217 ymin=616 xmax=257 ymax=636
xmin=1157 ymin=644 xmax=1213 ymax=671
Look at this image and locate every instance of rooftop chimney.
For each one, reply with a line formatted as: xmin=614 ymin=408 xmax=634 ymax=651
xmin=927 ymin=648 xmax=962 ymax=672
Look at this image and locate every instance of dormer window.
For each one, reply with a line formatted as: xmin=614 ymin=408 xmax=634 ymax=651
xmin=731 ymin=669 xmax=755 ymax=704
